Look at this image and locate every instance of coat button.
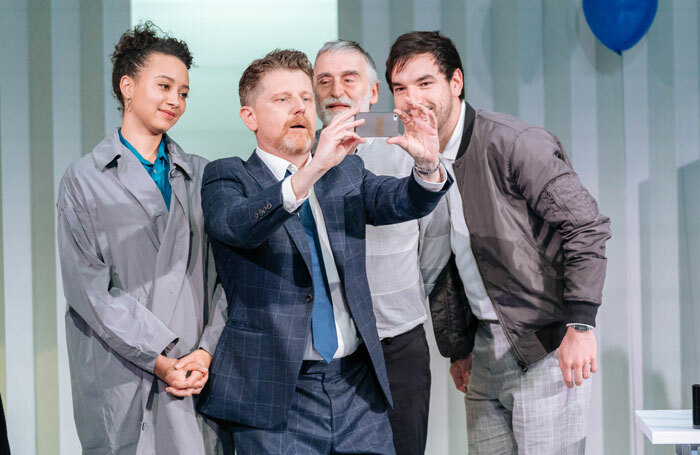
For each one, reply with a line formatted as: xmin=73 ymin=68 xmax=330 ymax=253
xmin=305 ymin=294 xmax=313 ymax=303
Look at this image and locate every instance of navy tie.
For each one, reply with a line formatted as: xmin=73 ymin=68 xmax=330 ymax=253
xmin=299 ymin=197 xmax=338 ymax=362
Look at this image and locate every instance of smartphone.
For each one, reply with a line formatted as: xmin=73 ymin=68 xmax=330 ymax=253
xmin=354 ymin=112 xmax=402 ymax=137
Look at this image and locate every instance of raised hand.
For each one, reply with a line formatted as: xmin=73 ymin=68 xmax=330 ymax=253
xmin=387 ymin=98 xmax=440 ymax=174
xmin=290 ymin=107 xmax=366 ymax=200
xmin=313 ymin=106 xmax=366 ymax=170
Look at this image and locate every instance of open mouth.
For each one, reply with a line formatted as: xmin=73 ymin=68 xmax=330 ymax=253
xmin=290 ymin=124 xmax=307 ymax=129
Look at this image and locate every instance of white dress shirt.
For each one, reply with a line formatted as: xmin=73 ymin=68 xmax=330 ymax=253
xmin=256 ymin=147 xmax=359 ymax=360
xmin=439 ymin=103 xmax=499 ymax=321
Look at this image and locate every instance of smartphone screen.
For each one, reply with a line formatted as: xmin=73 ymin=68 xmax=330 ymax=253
xmin=354 ymin=112 xmax=402 ymax=137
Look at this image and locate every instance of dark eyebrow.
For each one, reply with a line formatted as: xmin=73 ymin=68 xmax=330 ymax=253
xmin=415 ymin=74 xmax=436 ymax=84
xmin=155 ymin=75 xmax=189 ymax=90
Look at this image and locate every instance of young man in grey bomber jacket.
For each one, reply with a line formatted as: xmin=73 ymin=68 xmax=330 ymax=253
xmin=386 ymin=31 xmax=611 ymax=455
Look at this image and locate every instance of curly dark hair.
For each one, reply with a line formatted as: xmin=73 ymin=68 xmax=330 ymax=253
xmin=239 ymin=49 xmax=313 ymax=106
xmin=110 ymin=21 xmax=193 ymax=111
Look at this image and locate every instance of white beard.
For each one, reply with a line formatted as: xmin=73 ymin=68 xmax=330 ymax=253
xmin=318 ymin=88 xmax=372 ymax=126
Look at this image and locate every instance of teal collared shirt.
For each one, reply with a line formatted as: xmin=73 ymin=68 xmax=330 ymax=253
xmin=118 ymin=128 xmax=172 ymax=210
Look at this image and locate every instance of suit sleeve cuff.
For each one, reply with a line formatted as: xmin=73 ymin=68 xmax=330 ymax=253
xmin=412 ymin=165 xmax=447 ymax=192
xmin=282 ymin=175 xmax=308 ymax=213
xmin=565 ymin=300 xmax=599 ymax=327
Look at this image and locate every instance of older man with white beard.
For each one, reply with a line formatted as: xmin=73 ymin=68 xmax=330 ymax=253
xmin=313 ymin=40 xmax=442 ymax=455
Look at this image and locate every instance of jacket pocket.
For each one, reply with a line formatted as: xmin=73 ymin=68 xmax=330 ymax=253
xmin=225 ymin=319 xmax=264 ymax=333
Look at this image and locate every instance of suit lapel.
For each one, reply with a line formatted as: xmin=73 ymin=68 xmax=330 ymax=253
xmin=245 ymin=152 xmax=313 ymax=275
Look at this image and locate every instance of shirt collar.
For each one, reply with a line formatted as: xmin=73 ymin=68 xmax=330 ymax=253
xmin=255 ymin=147 xmax=312 ymax=181
xmin=441 ymin=101 xmax=467 ymax=162
xmin=118 ymin=128 xmax=168 ymax=167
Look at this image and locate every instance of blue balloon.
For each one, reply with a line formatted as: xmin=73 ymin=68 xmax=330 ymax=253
xmin=583 ymin=0 xmax=658 ymax=54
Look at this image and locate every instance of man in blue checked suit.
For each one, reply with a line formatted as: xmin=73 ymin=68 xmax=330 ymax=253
xmin=198 ymin=49 xmax=451 ymax=455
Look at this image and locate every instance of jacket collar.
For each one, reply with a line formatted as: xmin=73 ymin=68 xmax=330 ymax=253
xmin=245 ymin=149 xmax=281 ymax=189
xmin=455 ymin=101 xmax=476 ymax=161
xmin=94 ymin=128 xmax=193 ymax=179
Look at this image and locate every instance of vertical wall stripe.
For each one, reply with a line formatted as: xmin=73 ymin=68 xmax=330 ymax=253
xmin=389 ymin=0 xmax=413 ymax=39
xmin=362 ymin=0 xmax=393 ymax=111
xmin=621 ymin=38 xmax=649 ymax=454
xmin=673 ymin=0 xmax=700 ymax=407
xmin=0 ymin=1 xmax=38 ymax=453
xmin=51 ymin=1 xmax=84 ymax=453
xmin=413 ymin=0 xmax=440 ymax=30
xmin=338 ymin=0 xmax=363 ymax=43
xmin=440 ymin=0 xmax=466 ymax=81
xmin=569 ymin=3 xmax=598 ymax=192
xmin=542 ymin=0 xmax=573 ymax=154
xmin=28 ymin=2 xmax=60 ymax=454
xmin=490 ymin=0 xmax=518 ymax=116
xmin=0 ymin=57 xmax=4 ymax=402
xmin=102 ymin=1 xmax=131 ymax=134
xmin=644 ymin=4 xmax=681 ymax=452
xmin=79 ymin=0 xmax=105 ymax=156
xmin=674 ymin=0 xmax=700 ymax=169
xmin=464 ymin=0 xmax=493 ymax=110
xmin=516 ymin=0 xmax=544 ymax=126
xmin=594 ymin=40 xmax=630 ymax=455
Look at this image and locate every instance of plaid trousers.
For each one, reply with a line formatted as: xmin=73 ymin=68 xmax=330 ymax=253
xmin=465 ymin=322 xmax=591 ymax=455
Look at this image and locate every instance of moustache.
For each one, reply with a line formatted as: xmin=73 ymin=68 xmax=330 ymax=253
xmin=322 ymin=96 xmax=355 ymax=109
xmin=284 ymin=115 xmax=313 ymax=130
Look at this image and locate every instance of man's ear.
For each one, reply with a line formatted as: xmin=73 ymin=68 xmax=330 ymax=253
xmin=240 ymin=106 xmax=258 ymax=133
xmin=450 ymin=69 xmax=464 ymax=99
xmin=369 ymin=81 xmax=379 ymax=106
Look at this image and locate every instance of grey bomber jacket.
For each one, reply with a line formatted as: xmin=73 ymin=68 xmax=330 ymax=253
xmin=429 ymin=103 xmax=612 ymax=366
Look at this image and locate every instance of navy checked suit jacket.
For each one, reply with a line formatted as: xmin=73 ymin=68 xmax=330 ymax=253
xmin=198 ymin=151 xmax=450 ymax=430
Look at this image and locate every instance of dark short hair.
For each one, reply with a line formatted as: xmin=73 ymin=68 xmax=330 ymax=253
xmin=385 ymin=31 xmax=465 ymax=100
xmin=239 ymin=49 xmax=314 ymax=106
xmin=110 ymin=21 xmax=193 ymax=111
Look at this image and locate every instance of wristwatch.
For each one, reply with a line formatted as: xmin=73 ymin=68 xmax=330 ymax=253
xmin=567 ymin=323 xmax=593 ymax=332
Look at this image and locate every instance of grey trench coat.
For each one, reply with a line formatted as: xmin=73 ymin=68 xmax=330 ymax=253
xmin=57 ymin=130 xmax=228 ymax=454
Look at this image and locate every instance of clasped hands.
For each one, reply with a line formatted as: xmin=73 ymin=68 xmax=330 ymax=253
xmin=154 ymin=349 xmax=212 ymax=397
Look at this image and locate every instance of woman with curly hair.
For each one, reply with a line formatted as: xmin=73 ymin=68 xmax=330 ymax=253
xmin=57 ymin=22 xmax=228 ymax=454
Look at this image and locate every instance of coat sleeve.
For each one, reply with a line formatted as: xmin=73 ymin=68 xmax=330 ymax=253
xmin=201 ymin=159 xmax=296 ymax=249
xmin=510 ymin=127 xmax=612 ymax=326
xmin=360 ymin=160 xmax=452 ymax=227
xmin=57 ymin=174 xmax=179 ymax=372
xmin=198 ymin=240 xmax=227 ymax=354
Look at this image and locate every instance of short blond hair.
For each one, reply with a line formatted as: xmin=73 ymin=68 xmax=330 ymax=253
xmin=239 ymin=49 xmax=313 ymax=106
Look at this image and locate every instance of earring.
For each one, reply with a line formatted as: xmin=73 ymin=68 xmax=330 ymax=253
xmin=125 ymin=98 xmax=132 ymax=112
